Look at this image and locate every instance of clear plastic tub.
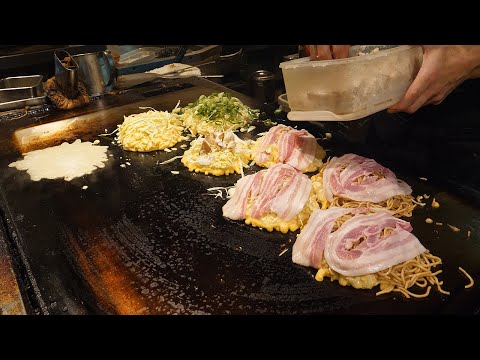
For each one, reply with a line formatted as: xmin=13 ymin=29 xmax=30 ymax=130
xmin=279 ymin=45 xmax=423 ymax=121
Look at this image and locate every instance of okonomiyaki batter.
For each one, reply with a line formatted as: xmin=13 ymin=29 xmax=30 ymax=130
xmin=181 ymin=131 xmax=253 ymax=176
xmin=9 ymin=139 xmax=109 ymax=181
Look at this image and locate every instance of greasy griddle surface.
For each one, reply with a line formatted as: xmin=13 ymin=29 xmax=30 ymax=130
xmin=1 ymin=81 xmax=479 ymax=314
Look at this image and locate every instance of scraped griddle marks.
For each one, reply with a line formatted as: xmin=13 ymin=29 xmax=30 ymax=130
xmin=105 ymin=216 xmax=204 ymax=314
xmin=59 ymin=164 xmax=355 ymax=314
xmin=131 ymin=186 xmax=350 ymax=312
xmin=64 ymin=215 xmax=211 ymax=314
xmin=65 ymin=226 xmax=151 ymax=314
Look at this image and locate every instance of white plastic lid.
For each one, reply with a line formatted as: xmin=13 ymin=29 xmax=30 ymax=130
xmin=288 ymin=109 xmax=374 ymax=122
xmin=284 ymin=95 xmax=397 ymax=122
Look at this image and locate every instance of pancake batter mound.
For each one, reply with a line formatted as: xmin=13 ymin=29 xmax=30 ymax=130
xmin=9 ymin=139 xmax=109 ymax=181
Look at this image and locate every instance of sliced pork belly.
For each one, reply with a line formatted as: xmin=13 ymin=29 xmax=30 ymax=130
xmin=222 ymin=164 xmax=312 ymax=221
xmin=323 ymin=153 xmax=412 ymax=203
xmin=324 ymin=211 xmax=426 ymax=277
xmin=221 ymin=173 xmax=260 ymax=220
xmin=254 ymin=124 xmax=323 ymax=172
xmin=254 ymin=125 xmax=288 ymax=164
xmin=292 ymin=207 xmax=355 ymax=268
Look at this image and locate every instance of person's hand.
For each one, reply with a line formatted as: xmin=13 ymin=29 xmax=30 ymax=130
xmin=389 ymin=45 xmax=480 ymax=114
xmin=306 ymin=45 xmax=351 ymax=60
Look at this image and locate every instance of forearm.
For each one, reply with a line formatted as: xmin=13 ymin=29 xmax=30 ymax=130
xmin=389 ymin=45 xmax=480 ymax=114
xmin=463 ymin=45 xmax=480 ymax=79
xmin=470 ymin=66 xmax=480 ymax=79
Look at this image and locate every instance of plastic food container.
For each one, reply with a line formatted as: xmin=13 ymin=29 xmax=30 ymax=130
xmin=279 ymin=45 xmax=423 ymax=121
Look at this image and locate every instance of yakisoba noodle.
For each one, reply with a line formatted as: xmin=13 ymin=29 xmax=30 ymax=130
xmin=308 ymin=156 xmax=472 ymax=298
xmin=331 ymin=195 xmax=418 ymax=218
xmin=316 ymin=213 xmax=450 ymax=298
xmin=375 ymin=252 xmax=450 ymax=298
xmin=459 ymin=267 xmax=475 ymax=289
xmin=312 ymin=163 xmax=419 ymax=218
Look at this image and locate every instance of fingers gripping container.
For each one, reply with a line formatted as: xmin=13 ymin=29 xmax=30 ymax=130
xmin=280 ymin=45 xmax=423 ymax=121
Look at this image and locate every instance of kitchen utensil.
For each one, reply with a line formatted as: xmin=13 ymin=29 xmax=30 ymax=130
xmin=116 ymin=72 xmax=223 ymax=90
xmin=0 ymin=75 xmax=45 ymax=105
xmin=54 ymin=50 xmax=79 ymax=99
xmin=174 ymin=45 xmax=188 ymax=63
xmin=156 ymin=61 xmax=216 ymax=77
xmin=115 ymin=73 xmax=160 ymax=90
xmin=72 ymin=50 xmax=116 ymax=96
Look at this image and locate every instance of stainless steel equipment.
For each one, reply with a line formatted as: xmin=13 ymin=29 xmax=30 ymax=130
xmin=0 ymin=96 xmax=47 ymax=113
xmin=116 ymin=45 xmax=222 ymax=75
xmin=0 ymin=75 xmax=47 ymax=112
xmin=54 ymin=50 xmax=79 ymax=99
xmin=72 ymin=51 xmax=116 ymax=96
xmin=0 ymin=75 xmax=44 ymax=103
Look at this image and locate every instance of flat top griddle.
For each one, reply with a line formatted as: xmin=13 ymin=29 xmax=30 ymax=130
xmin=0 ymin=78 xmax=479 ymax=314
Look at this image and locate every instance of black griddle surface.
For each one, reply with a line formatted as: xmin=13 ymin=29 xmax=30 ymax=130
xmin=1 ymin=79 xmax=480 ymax=314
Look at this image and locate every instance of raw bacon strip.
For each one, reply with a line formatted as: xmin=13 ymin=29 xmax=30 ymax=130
xmin=324 ymin=211 xmax=426 ymax=277
xmin=271 ymin=170 xmax=312 ymax=220
xmin=277 ymin=129 xmax=299 ymax=163
xmin=292 ymin=207 xmax=355 ymax=269
xmin=255 ymin=125 xmax=289 ymax=164
xmin=249 ymin=164 xmax=293 ymax=218
xmin=254 ymin=124 xmax=319 ymax=172
xmin=222 ymin=164 xmax=311 ymax=221
xmin=323 ymin=153 xmax=412 ymax=203
xmin=222 ymin=172 xmax=260 ymax=220
xmin=287 ymin=134 xmax=317 ymax=171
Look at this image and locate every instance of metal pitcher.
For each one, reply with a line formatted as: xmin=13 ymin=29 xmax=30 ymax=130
xmin=72 ymin=50 xmax=116 ymax=96
xmin=54 ymin=50 xmax=79 ymax=99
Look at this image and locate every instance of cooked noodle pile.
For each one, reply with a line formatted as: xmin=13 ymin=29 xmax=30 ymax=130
xmin=331 ymin=195 xmax=418 ymax=218
xmin=376 ymin=252 xmax=450 ymax=298
xmin=320 ymin=214 xmax=451 ymax=298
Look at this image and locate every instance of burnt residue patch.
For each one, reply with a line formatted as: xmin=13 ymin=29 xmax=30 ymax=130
xmin=0 ymin=216 xmax=26 ymax=315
